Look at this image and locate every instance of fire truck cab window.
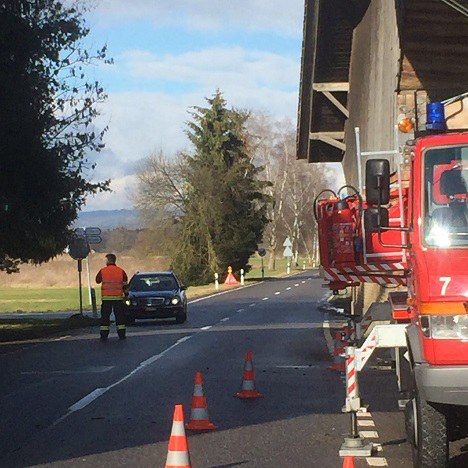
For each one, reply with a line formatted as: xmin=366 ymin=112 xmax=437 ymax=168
xmin=424 ymin=146 xmax=468 ymax=248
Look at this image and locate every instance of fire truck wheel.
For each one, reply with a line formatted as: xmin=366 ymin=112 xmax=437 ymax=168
xmin=412 ymin=390 xmax=448 ymax=468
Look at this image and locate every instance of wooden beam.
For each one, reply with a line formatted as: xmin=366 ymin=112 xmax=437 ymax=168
xmin=309 ymin=131 xmax=345 ymax=140
xmin=309 ymin=132 xmax=346 ymax=151
xmin=322 ymin=91 xmax=349 ymax=118
xmin=313 ymin=82 xmax=350 ymax=92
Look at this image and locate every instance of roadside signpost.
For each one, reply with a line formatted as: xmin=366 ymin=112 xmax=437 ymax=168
xmin=68 ymin=227 xmax=102 ymax=317
xmin=283 ymin=237 xmax=293 ymax=274
xmin=258 ymin=247 xmax=266 ymax=279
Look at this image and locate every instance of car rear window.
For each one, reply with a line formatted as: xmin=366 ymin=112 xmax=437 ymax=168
xmin=130 ymin=275 xmax=178 ymax=292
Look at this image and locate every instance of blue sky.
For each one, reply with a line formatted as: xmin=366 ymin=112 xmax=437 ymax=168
xmin=82 ymin=0 xmax=304 ymax=210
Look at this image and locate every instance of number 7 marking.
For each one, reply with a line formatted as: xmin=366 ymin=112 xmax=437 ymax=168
xmin=440 ymin=277 xmax=451 ymax=296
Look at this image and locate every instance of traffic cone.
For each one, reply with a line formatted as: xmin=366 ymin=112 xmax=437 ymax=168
xmin=235 ymin=351 xmax=263 ymax=399
xmin=165 ymin=405 xmax=191 ymax=468
xmin=342 ymin=455 xmax=355 ymax=468
xmin=186 ymin=371 xmax=217 ymax=431
xmin=224 ymin=266 xmax=240 ymax=286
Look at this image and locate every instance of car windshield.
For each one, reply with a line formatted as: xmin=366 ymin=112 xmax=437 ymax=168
xmin=424 ymin=145 xmax=468 ymax=248
xmin=130 ymin=275 xmax=178 ymax=292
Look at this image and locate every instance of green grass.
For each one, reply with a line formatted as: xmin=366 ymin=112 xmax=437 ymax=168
xmin=246 ymin=256 xmax=310 ymax=279
xmin=0 ymin=287 xmax=101 ymax=313
xmin=0 ymin=257 xmax=315 ymax=314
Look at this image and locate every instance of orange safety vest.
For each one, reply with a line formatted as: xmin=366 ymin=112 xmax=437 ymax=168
xmin=99 ymin=265 xmax=127 ymax=300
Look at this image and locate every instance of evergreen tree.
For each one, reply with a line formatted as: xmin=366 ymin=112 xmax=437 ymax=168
xmin=172 ymin=92 xmax=269 ymax=285
xmin=0 ymin=1 xmax=110 ymax=272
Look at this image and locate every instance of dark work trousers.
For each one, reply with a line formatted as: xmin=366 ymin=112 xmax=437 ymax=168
xmin=100 ymin=300 xmax=126 ymax=339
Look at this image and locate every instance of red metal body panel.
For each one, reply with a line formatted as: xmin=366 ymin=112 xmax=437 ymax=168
xmin=408 ymin=133 xmax=468 ymax=364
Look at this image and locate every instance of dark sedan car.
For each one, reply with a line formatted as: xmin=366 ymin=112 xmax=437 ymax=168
xmin=124 ymin=271 xmax=187 ymax=324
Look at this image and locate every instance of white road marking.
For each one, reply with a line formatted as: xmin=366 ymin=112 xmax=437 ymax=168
xmin=262 ymin=297 xmax=269 ymax=301
xmin=357 ymin=412 xmax=373 ymax=418
xmin=286 ymin=287 xmax=291 ymax=291
xmin=358 ymin=419 xmax=375 ymax=427
xmin=275 ymin=292 xmax=281 ymax=295
xmin=366 ymin=457 xmax=388 ymax=466
xmin=373 ymin=444 xmax=383 ymax=452
xmin=301 ymin=280 xmax=306 ymax=284
xmin=55 ymin=335 xmax=71 ymax=341
xmin=220 ymin=317 xmax=230 ymax=322
xmin=359 ymin=431 xmax=379 ymax=438
xmin=188 ymin=281 xmax=264 ymax=304
xmin=200 ymin=326 xmax=212 ymax=330
xmin=236 ymin=308 xmax=245 ymax=313
xmin=294 ymin=283 xmax=299 ymax=287
xmin=53 ymin=335 xmax=192 ymax=425
xmin=249 ymin=303 xmax=256 ymax=307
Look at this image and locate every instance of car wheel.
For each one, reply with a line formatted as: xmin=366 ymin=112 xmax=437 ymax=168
xmin=175 ymin=309 xmax=187 ymax=324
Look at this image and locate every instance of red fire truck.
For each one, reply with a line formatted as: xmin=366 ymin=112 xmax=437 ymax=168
xmin=315 ymin=101 xmax=468 ymax=467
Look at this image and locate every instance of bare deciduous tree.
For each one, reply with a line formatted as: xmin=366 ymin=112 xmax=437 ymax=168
xmin=134 ymin=150 xmax=189 ymax=223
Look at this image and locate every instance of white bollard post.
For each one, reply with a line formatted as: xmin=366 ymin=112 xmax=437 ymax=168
xmin=302 ymin=260 xmax=306 ymax=271
xmin=287 ymin=261 xmax=291 ymax=275
xmin=214 ymin=273 xmax=219 ymax=290
xmin=240 ymin=269 xmax=245 ymax=286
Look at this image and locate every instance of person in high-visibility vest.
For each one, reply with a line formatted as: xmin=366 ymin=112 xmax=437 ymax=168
xmin=95 ymin=253 xmax=128 ymax=340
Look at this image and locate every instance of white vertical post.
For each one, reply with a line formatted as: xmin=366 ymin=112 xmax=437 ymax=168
xmin=240 ymin=269 xmax=245 ymax=285
xmin=86 ymin=254 xmax=92 ymax=305
xmin=302 ymin=260 xmax=306 ymax=270
xmin=214 ymin=273 xmax=219 ymax=290
xmin=287 ymin=261 xmax=291 ymax=275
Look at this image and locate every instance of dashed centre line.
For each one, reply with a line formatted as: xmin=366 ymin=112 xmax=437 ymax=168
xmin=286 ymin=287 xmax=291 ymax=291
xmin=294 ymin=283 xmax=299 ymax=287
xmin=262 ymin=297 xmax=269 ymax=301
xmin=200 ymin=326 xmax=212 ymax=331
xmin=301 ymin=280 xmax=306 ymax=284
xmin=236 ymin=308 xmax=245 ymax=313
xmin=249 ymin=303 xmax=256 ymax=307
xmin=275 ymin=292 xmax=281 ymax=295
xmin=220 ymin=317 xmax=230 ymax=322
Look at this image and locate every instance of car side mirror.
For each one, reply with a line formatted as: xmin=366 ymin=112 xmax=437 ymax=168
xmin=366 ymin=159 xmax=390 ymax=205
xmin=364 ymin=207 xmax=389 ymax=232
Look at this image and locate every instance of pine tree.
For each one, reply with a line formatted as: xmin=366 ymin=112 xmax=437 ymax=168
xmin=172 ymin=91 xmax=269 ymax=285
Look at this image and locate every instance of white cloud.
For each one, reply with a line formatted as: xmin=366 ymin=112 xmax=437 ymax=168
xmin=84 ymin=174 xmax=137 ymax=211
xmin=122 ymin=47 xmax=298 ymax=89
xmin=93 ymin=0 xmax=303 ymax=36
xmin=86 ymin=45 xmax=301 ymax=210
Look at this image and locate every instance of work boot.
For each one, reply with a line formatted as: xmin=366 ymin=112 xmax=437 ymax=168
xmin=118 ymin=331 xmax=126 ymax=340
xmin=100 ymin=332 xmax=108 ymax=341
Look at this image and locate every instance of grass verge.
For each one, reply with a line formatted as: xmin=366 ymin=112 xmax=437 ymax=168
xmin=0 ymin=314 xmax=99 ymax=343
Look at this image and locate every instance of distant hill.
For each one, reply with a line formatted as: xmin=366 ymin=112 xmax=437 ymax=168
xmin=75 ymin=209 xmax=144 ymax=230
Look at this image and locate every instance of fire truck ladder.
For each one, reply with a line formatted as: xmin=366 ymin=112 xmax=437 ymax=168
xmin=355 ymin=125 xmax=407 ymax=265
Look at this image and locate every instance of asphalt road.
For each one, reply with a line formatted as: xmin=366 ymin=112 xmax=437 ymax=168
xmin=0 ymin=271 xmax=465 ymax=467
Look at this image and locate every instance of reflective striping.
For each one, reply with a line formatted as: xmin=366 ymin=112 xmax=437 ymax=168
xmin=166 ymin=450 xmax=191 ymax=466
xmin=117 ymin=325 xmax=126 ymax=330
xmin=189 ymin=407 xmax=209 ymax=419
xmin=358 ymin=419 xmax=375 ymax=427
xmin=359 ymin=431 xmax=379 ymax=438
xmin=100 ymin=326 xmax=110 ymax=331
xmin=366 ymin=457 xmax=388 ymax=466
xmin=170 ymin=420 xmax=186 ymax=437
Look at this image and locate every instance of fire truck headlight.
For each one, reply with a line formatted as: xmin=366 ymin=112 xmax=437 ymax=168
xmin=430 ymin=315 xmax=468 ymax=339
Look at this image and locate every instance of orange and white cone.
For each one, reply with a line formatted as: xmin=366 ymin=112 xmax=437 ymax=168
xmin=165 ymin=405 xmax=191 ymax=468
xmin=342 ymin=455 xmax=355 ymax=468
xmin=234 ymin=351 xmax=263 ymax=399
xmin=185 ymin=371 xmax=217 ymax=431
